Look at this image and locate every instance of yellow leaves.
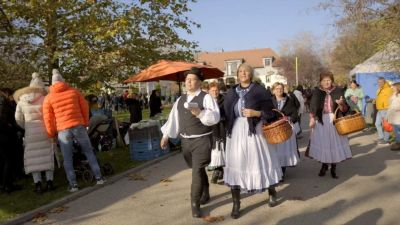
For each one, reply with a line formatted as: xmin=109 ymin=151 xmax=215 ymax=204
xmin=31 ymin=206 xmax=69 ymax=223
xmin=128 ymin=173 xmax=146 ymax=181
xmin=160 ymin=178 xmax=172 ymax=186
xmin=31 ymin=212 xmax=47 ymax=223
xmin=48 ymin=206 xmax=69 ymax=213
xmin=160 ymin=178 xmax=172 ymax=183
xmin=202 ymin=215 xmax=225 ymax=223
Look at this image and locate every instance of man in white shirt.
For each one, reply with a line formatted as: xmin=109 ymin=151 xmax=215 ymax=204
xmin=160 ymin=67 xmax=220 ymax=218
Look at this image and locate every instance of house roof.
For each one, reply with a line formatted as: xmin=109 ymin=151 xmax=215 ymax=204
xmin=196 ymin=48 xmax=279 ymax=71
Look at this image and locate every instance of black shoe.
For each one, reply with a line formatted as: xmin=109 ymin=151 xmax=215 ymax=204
xmin=35 ymin=182 xmax=42 ymax=194
xmin=331 ymin=164 xmax=338 ymax=179
xmin=199 ymin=185 xmax=210 ymax=205
xmin=191 ymin=200 xmax=201 ymax=218
xmin=267 ymin=187 xmax=278 ymax=207
xmin=230 ymin=189 xmax=241 ymax=219
xmin=318 ymin=163 xmax=328 ymax=177
xmin=210 ymin=170 xmax=219 ymax=184
xmin=46 ymin=180 xmax=55 ymax=191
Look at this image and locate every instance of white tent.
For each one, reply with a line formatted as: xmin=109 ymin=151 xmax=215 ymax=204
xmin=350 ymin=42 xmax=400 ymax=76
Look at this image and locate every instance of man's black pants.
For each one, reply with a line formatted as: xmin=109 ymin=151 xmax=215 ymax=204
xmin=181 ymin=135 xmax=212 ymax=202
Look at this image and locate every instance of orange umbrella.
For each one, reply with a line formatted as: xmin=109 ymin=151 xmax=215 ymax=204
xmin=124 ymin=60 xmax=224 ymax=83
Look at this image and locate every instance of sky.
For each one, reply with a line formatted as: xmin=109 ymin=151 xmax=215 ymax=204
xmin=179 ymin=0 xmax=337 ymax=53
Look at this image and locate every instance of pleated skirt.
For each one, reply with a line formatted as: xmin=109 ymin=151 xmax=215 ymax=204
xmin=309 ymin=113 xmax=352 ymax=163
xmin=224 ymin=118 xmax=282 ymax=193
xmin=268 ymin=124 xmax=300 ymax=167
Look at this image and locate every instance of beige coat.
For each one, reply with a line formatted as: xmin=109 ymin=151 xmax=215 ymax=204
xmin=14 ymin=87 xmax=54 ymax=174
xmin=387 ymin=93 xmax=400 ymax=125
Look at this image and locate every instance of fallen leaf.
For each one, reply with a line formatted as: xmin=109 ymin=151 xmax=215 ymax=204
xmin=31 ymin=212 xmax=47 ymax=223
xmin=49 ymin=206 xmax=68 ymax=214
xmin=160 ymin=178 xmax=172 ymax=183
xmin=289 ymin=196 xmax=304 ymax=201
xmin=131 ymin=196 xmax=137 ymax=199
xmin=202 ymin=215 xmax=225 ymax=223
xmin=128 ymin=173 xmax=146 ymax=181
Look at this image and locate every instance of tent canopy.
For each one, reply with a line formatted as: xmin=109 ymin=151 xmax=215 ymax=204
xmin=350 ymin=42 xmax=400 ymax=100
xmin=350 ymin=42 xmax=400 ymax=76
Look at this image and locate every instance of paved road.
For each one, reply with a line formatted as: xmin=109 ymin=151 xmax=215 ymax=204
xmin=24 ymin=117 xmax=400 ymax=225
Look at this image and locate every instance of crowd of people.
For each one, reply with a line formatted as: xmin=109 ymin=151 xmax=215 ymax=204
xmin=0 ymin=69 xmax=106 ymax=194
xmin=160 ymin=64 xmax=400 ymax=219
xmin=1 ymin=64 xmax=399 ymax=221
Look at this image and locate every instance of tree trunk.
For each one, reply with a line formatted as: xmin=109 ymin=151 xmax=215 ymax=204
xmin=45 ymin=2 xmax=58 ymax=84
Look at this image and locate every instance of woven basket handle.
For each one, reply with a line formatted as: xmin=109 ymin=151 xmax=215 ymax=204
xmin=272 ymin=109 xmax=285 ymax=117
xmin=333 ymin=107 xmax=357 ymax=120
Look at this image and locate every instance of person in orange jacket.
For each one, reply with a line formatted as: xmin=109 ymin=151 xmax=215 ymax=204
xmin=43 ymin=69 xmax=105 ymax=192
xmin=374 ymin=77 xmax=394 ymax=145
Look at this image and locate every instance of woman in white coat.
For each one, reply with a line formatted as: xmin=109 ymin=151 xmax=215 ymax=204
xmin=14 ymin=73 xmax=55 ymax=194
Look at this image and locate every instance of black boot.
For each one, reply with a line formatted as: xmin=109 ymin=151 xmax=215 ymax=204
xmin=280 ymin=167 xmax=286 ymax=182
xmin=46 ymin=180 xmax=55 ymax=191
xmin=267 ymin=187 xmax=278 ymax=207
xmin=318 ymin=163 xmax=328 ymax=177
xmin=34 ymin=182 xmax=42 ymax=194
xmin=330 ymin=164 xmax=338 ymax=179
xmin=191 ymin=199 xmax=201 ymax=218
xmin=199 ymin=185 xmax=210 ymax=205
xmin=231 ymin=189 xmax=241 ymax=219
xmin=210 ymin=170 xmax=219 ymax=184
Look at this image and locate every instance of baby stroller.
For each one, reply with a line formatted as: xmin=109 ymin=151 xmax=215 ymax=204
xmin=72 ymin=138 xmax=114 ymax=184
xmin=89 ymin=115 xmax=115 ymax=152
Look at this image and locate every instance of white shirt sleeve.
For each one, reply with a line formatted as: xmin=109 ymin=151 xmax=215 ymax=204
xmin=161 ymin=97 xmax=180 ymax=139
xmin=197 ymin=94 xmax=220 ymax=126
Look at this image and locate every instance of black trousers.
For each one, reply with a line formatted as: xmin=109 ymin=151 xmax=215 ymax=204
xmin=181 ymin=135 xmax=212 ymax=202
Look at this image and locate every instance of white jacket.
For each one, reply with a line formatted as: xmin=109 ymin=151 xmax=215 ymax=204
xmin=387 ymin=94 xmax=400 ymax=125
xmin=14 ymin=87 xmax=54 ymax=174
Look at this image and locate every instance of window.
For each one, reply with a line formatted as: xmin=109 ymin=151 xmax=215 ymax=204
xmin=263 ymin=58 xmax=272 ymax=67
xmin=266 ymin=76 xmax=271 ymax=83
xmin=226 ymin=60 xmax=241 ymax=76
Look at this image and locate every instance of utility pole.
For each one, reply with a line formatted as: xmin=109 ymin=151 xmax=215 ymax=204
xmin=295 ymin=57 xmax=299 ymax=86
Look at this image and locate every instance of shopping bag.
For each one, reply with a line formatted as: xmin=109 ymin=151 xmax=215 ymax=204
xmin=382 ymin=118 xmax=393 ymax=132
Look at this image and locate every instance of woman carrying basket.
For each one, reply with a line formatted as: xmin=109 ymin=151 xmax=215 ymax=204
xmin=224 ymin=63 xmax=282 ymax=219
xmin=269 ymin=82 xmax=300 ymax=181
xmin=308 ymin=71 xmax=352 ymax=179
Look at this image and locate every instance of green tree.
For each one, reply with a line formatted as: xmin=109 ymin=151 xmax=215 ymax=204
xmin=0 ymin=0 xmax=199 ymax=89
xmin=320 ymin=0 xmax=400 ymax=73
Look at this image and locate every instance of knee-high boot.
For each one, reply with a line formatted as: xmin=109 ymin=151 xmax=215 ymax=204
xmin=199 ymin=184 xmax=210 ymax=205
xmin=330 ymin=164 xmax=338 ymax=179
xmin=318 ymin=163 xmax=329 ymax=177
xmin=267 ymin=187 xmax=278 ymax=207
xmin=231 ymin=189 xmax=241 ymax=219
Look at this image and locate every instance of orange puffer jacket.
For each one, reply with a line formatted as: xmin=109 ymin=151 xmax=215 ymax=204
xmin=43 ymin=82 xmax=89 ymax=138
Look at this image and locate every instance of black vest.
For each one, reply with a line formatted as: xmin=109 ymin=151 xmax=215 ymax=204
xmin=178 ymin=91 xmax=212 ymax=136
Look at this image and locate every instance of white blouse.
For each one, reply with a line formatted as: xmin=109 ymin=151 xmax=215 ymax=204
xmin=161 ymin=89 xmax=220 ymax=139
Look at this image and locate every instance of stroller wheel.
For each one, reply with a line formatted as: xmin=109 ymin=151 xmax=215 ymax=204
xmin=82 ymin=170 xmax=95 ymax=184
xmin=102 ymin=163 xmax=114 ymax=176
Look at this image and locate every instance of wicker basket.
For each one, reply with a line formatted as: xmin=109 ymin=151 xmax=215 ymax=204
xmin=262 ymin=109 xmax=293 ymax=144
xmin=333 ymin=107 xmax=366 ymax=135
